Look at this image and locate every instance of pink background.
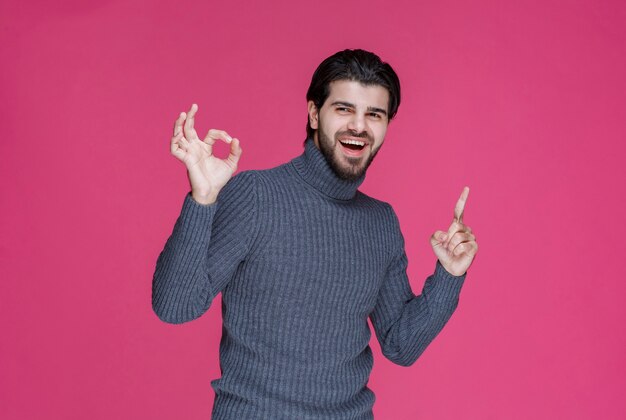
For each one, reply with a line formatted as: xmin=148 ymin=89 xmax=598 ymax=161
xmin=1 ymin=0 xmax=625 ymax=419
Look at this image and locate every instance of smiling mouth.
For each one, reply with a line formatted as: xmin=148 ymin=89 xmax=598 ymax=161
xmin=337 ymin=138 xmax=369 ymax=158
xmin=338 ymin=138 xmax=366 ymax=151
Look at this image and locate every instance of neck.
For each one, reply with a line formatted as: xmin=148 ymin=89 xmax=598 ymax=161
xmin=290 ymin=138 xmax=366 ymax=200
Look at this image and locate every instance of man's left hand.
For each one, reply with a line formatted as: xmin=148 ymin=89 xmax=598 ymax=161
xmin=430 ymin=186 xmax=479 ymax=276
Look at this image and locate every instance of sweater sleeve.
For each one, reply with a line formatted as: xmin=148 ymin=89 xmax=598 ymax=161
xmin=152 ymin=171 xmax=259 ymax=324
xmin=368 ymin=204 xmax=466 ymax=366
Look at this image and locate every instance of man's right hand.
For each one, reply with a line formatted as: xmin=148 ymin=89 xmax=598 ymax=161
xmin=170 ymin=103 xmax=242 ymax=205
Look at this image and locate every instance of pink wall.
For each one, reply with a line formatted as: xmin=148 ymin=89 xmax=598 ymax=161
xmin=1 ymin=1 xmax=625 ymax=419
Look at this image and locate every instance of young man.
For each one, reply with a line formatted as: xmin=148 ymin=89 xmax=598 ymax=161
xmin=153 ymin=49 xmax=478 ymax=419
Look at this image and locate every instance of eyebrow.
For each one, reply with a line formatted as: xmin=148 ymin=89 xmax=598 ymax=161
xmin=330 ymin=101 xmax=388 ymax=116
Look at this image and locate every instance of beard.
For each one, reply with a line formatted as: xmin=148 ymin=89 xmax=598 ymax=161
xmin=316 ymin=126 xmax=381 ymax=182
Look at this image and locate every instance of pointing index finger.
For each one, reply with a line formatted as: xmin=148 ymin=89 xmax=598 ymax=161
xmin=454 ymin=186 xmax=470 ymax=223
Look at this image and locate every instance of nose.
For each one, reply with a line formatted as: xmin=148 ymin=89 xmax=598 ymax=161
xmin=347 ymin=112 xmax=366 ymax=134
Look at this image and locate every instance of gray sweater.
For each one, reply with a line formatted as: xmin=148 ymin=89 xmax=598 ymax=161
xmin=152 ymin=138 xmax=466 ymax=419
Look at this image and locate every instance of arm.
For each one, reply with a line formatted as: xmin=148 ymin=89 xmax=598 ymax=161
xmin=152 ymin=170 xmax=258 ymax=324
xmin=369 ymin=205 xmax=466 ymax=367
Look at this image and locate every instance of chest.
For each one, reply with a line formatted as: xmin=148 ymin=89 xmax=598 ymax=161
xmin=246 ymin=196 xmax=393 ymax=314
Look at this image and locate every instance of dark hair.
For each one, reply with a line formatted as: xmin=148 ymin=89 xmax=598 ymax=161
xmin=305 ymin=49 xmax=401 ymax=139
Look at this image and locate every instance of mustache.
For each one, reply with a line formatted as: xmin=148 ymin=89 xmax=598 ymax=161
xmin=335 ymin=130 xmax=373 ymax=142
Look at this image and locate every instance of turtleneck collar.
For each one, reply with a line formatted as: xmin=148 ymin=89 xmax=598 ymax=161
xmin=290 ymin=138 xmax=366 ymax=201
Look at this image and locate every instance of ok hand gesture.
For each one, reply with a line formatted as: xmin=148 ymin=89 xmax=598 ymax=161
xmin=170 ymin=104 xmax=242 ymax=204
xmin=430 ymin=187 xmax=479 ymax=276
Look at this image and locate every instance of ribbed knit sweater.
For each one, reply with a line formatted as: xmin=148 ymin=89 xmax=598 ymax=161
xmin=152 ymin=138 xmax=466 ymax=419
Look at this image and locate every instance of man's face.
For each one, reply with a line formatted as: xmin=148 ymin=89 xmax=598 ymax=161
xmin=308 ymin=80 xmax=390 ymax=181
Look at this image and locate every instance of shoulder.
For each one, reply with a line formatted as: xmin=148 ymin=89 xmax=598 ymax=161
xmin=220 ymin=170 xmax=257 ymax=192
xmin=355 ymin=192 xmax=405 ymax=257
xmin=222 ymin=167 xmax=276 ymax=192
xmin=220 ymin=165 xmax=287 ymax=204
xmin=229 ymin=160 xmax=301 ymax=196
xmin=215 ymin=170 xmax=261 ymax=207
xmin=227 ymin=169 xmax=259 ymax=184
xmin=354 ymin=191 xmax=399 ymax=224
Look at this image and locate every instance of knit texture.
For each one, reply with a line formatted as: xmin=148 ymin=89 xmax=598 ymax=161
xmin=152 ymin=138 xmax=466 ymax=419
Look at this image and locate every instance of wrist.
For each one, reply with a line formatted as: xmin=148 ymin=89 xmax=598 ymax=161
xmin=437 ymin=259 xmax=466 ymax=277
xmin=191 ymin=190 xmax=218 ymax=205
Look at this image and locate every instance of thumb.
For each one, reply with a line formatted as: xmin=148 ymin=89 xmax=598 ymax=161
xmin=226 ymin=137 xmax=243 ymax=167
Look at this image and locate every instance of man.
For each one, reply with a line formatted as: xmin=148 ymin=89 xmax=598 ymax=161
xmin=153 ymin=49 xmax=478 ymax=419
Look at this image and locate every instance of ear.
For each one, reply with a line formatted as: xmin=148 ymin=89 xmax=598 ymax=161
xmin=307 ymin=100 xmax=319 ymax=130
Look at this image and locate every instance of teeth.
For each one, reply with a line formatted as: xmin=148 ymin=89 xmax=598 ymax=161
xmin=339 ymin=139 xmax=365 ymax=146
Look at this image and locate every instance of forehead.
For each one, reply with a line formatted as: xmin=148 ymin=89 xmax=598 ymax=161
xmin=325 ymin=80 xmax=389 ymax=110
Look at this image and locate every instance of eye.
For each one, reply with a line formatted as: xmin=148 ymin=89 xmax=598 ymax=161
xmin=336 ymin=107 xmax=351 ymax=113
xmin=368 ymin=112 xmax=381 ymax=119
